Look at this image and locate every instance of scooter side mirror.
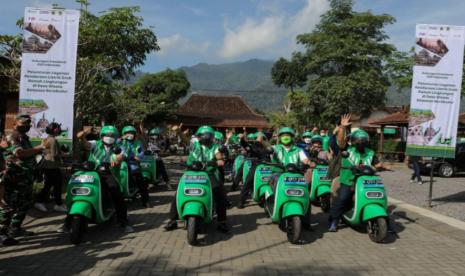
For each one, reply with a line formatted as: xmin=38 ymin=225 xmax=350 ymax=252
xmin=341 ymin=151 xmax=350 ymax=159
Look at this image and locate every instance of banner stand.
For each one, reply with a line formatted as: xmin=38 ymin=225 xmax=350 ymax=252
xmin=427 ymin=160 xmax=434 ymax=208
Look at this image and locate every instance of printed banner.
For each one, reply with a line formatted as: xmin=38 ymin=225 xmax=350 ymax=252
xmin=19 ymin=7 xmax=80 ymax=146
xmin=406 ymin=24 xmax=465 ymax=158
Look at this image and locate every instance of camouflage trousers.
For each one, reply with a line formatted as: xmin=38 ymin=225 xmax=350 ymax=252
xmin=3 ymin=181 xmax=33 ymax=228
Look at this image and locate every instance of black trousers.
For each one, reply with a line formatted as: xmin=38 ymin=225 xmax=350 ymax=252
xmin=130 ymin=170 xmax=149 ymax=204
xmin=168 ymin=180 xmax=227 ymax=222
xmin=239 ymin=163 xmax=257 ymax=203
xmin=100 ymin=172 xmax=129 ymax=225
xmin=329 ymin=184 xmax=353 ymax=222
xmin=156 ymin=159 xmax=169 ymax=182
xmin=231 ymin=161 xmax=244 ymax=190
xmin=37 ymin=168 xmax=63 ymax=205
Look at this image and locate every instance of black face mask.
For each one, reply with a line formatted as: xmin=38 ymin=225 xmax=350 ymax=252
xmin=355 ymin=143 xmax=366 ymax=153
xmin=17 ymin=125 xmax=31 ymax=134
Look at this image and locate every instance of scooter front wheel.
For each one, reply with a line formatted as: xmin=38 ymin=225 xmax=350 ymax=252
xmin=187 ymin=216 xmax=199 ymax=245
xmin=320 ymin=194 xmax=331 ymax=213
xmin=70 ymin=216 xmax=86 ymax=245
xmin=367 ymin=217 xmax=388 ymax=243
xmin=286 ymin=216 xmax=302 ymax=244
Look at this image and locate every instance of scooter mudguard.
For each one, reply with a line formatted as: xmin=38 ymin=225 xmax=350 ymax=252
xmin=316 ymin=185 xmax=331 ymax=198
xmin=181 ymin=201 xmax=205 ymax=219
xmin=69 ymin=201 xmax=93 ymax=220
xmin=282 ymin=202 xmax=304 ymax=218
xmin=259 ymin=185 xmax=273 ymax=201
xmin=362 ymin=204 xmax=388 ymax=222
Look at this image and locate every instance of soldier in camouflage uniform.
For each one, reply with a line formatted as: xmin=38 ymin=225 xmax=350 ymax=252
xmin=0 ymin=135 xmax=20 ymax=245
xmin=4 ymin=115 xmax=45 ymax=237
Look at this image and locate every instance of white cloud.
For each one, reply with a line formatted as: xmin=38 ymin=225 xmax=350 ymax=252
xmin=158 ymin=34 xmax=211 ymax=56
xmin=219 ymin=0 xmax=330 ymax=59
xmin=220 ymin=17 xmax=284 ymax=59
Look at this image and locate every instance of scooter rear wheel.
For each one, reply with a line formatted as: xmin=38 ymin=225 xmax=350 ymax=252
xmin=367 ymin=217 xmax=388 ymax=243
xmin=187 ymin=216 xmax=199 ymax=245
xmin=286 ymin=216 xmax=302 ymax=244
xmin=70 ymin=216 xmax=86 ymax=245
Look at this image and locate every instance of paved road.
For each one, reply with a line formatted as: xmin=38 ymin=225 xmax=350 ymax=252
xmin=381 ymin=166 xmax=465 ymax=221
xmin=1 ymin=156 xmax=465 ymax=275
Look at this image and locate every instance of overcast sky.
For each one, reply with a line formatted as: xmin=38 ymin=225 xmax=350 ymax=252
xmin=2 ymin=0 xmax=465 ymax=72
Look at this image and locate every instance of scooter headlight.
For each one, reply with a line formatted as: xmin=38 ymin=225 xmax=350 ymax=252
xmin=71 ymin=187 xmax=91 ymax=196
xmin=365 ymin=191 xmax=384 ymax=199
xmin=184 ymin=188 xmax=204 ymax=196
xmin=285 ymin=188 xmax=304 ymax=197
xmin=72 ymin=175 xmax=94 ymax=183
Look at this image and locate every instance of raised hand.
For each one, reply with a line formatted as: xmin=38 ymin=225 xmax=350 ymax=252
xmin=340 ymin=114 xmax=352 ymax=127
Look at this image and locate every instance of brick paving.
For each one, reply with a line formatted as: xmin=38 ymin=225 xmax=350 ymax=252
xmin=1 ymin=156 xmax=465 ymax=275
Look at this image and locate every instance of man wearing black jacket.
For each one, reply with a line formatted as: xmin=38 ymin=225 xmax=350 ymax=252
xmin=237 ymin=132 xmax=271 ymax=209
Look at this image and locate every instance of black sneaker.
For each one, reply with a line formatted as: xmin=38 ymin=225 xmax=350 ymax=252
xmin=237 ymin=201 xmax=245 ymax=209
xmin=1 ymin=235 xmax=19 ymax=246
xmin=164 ymin=220 xmax=178 ymax=231
xmin=216 ymin=223 xmax=230 ymax=234
xmin=9 ymin=227 xmax=34 ymax=238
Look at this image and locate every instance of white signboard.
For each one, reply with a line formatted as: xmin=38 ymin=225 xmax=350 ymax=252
xmin=19 ymin=7 xmax=80 ymax=145
xmin=406 ymin=24 xmax=465 ymax=158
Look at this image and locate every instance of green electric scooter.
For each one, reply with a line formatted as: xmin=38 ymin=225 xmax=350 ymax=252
xmin=252 ymin=159 xmax=283 ymax=207
xmin=140 ymin=150 xmax=158 ymax=184
xmin=335 ymin=164 xmax=389 ymax=243
xmin=264 ymin=163 xmax=310 ymax=244
xmin=309 ymin=159 xmax=331 ymax=212
xmin=66 ymin=162 xmax=116 ymax=245
xmin=176 ymin=161 xmax=217 ymax=245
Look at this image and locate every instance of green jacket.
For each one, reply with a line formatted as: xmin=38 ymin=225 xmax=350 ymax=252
xmin=120 ymin=139 xmax=144 ymax=159
xmin=187 ymin=141 xmax=220 ymax=186
xmin=339 ymin=146 xmax=375 ymax=186
xmin=272 ymin=144 xmax=303 ymax=166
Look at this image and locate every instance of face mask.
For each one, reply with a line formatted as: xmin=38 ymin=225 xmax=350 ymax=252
xmin=102 ymin=136 xmax=115 ymax=145
xmin=355 ymin=143 xmax=366 ymax=153
xmin=304 ymin=138 xmax=312 ymax=144
xmin=126 ymin=134 xmax=134 ymax=141
xmin=17 ymin=125 xmax=31 ymax=134
xmin=280 ymin=136 xmax=292 ymax=145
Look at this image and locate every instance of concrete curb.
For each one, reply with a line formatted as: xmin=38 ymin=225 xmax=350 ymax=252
xmin=390 ymin=197 xmax=465 ymax=231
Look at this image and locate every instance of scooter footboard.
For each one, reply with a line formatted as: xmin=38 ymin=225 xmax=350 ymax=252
xmin=282 ymin=202 xmax=304 ymax=219
xmin=362 ymin=204 xmax=388 ymax=222
xmin=69 ymin=201 xmax=93 ymax=220
xmin=181 ymin=201 xmax=205 ymax=220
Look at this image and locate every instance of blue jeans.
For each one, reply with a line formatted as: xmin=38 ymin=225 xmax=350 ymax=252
xmin=410 ymin=156 xmax=422 ymax=182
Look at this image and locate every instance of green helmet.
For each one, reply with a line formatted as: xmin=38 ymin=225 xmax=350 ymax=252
xmin=302 ymin=131 xmax=313 ymax=138
xmin=278 ymin=127 xmax=295 ymax=137
xmin=195 ymin=125 xmax=214 ymax=136
xmin=122 ymin=125 xmax=136 ymax=135
xmin=149 ymin=128 xmax=162 ymax=136
xmin=214 ymin=131 xmax=224 ymax=142
xmin=255 ymin=131 xmax=265 ymax=138
xmin=100 ymin=125 xmax=118 ymax=138
xmin=311 ymin=135 xmax=323 ymax=144
xmin=247 ymin=133 xmax=257 ymax=140
xmin=351 ymin=129 xmax=370 ymax=143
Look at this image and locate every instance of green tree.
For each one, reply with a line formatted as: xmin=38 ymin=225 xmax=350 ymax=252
xmin=293 ymin=0 xmax=395 ymax=124
xmin=116 ymin=69 xmax=190 ymax=127
xmin=271 ymin=53 xmax=307 ymax=112
xmin=75 ymin=5 xmax=160 ymax=126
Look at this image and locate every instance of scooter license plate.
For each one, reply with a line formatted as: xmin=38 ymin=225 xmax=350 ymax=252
xmin=283 ymin=176 xmax=306 ymax=186
xmin=362 ymin=179 xmax=384 ymax=187
xmin=184 ymin=175 xmax=208 ymax=184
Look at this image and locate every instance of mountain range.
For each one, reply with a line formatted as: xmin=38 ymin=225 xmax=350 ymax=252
xmin=135 ymin=59 xmax=465 ymax=113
